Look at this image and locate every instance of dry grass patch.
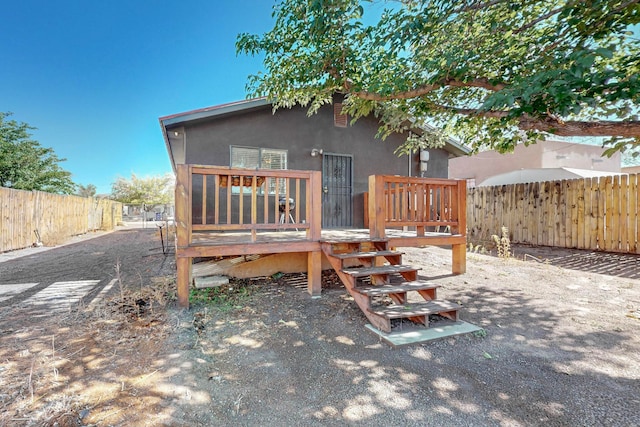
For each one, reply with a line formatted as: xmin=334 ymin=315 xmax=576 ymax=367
xmin=0 ymin=277 xmax=177 ymax=426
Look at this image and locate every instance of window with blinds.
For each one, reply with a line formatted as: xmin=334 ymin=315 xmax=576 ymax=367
xmin=230 ymin=146 xmax=288 ymax=194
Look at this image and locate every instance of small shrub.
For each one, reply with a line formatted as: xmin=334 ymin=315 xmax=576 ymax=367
xmin=492 ymin=226 xmax=512 ymax=258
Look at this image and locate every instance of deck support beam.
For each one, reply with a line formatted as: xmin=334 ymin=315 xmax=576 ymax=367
xmin=452 ymin=243 xmax=466 ymax=275
xmin=176 ymin=257 xmax=192 ymax=307
xmin=307 ymin=250 xmax=322 ymax=297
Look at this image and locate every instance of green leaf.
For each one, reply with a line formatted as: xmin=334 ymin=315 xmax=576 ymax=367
xmin=235 ymin=0 xmax=640 ymax=156
xmin=595 ymin=47 xmax=614 ymax=59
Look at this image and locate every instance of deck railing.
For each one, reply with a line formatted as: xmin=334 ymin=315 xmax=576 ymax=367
xmin=175 ymin=164 xmax=322 ymax=247
xmin=368 ymin=175 xmax=467 ymax=239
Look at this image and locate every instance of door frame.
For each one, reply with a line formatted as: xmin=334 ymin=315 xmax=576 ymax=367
xmin=321 ymin=152 xmax=354 ymax=228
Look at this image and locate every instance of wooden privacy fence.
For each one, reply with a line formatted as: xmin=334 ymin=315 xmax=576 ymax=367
xmin=0 ymin=187 xmax=123 ymax=253
xmin=467 ymin=173 xmax=639 ymax=254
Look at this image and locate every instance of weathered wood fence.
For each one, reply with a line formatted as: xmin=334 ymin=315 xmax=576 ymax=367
xmin=0 ymin=187 xmax=123 ymax=253
xmin=467 ymin=173 xmax=639 ymax=254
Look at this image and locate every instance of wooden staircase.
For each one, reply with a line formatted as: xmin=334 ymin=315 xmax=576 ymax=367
xmin=321 ymin=238 xmax=461 ymax=334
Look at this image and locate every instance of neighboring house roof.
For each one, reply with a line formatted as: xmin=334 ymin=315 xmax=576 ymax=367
xmin=478 ymin=167 xmax=625 ymax=186
xmin=159 ymin=98 xmax=470 ymax=171
xmin=622 ymin=165 xmax=640 ymax=175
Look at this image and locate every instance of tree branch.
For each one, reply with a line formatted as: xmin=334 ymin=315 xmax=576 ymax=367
xmin=430 ymin=103 xmax=511 ymax=119
xmin=431 ymin=104 xmax=640 ymax=138
xmin=513 ymin=5 xmax=567 ymax=34
xmin=518 ymin=118 xmax=640 ymax=138
xmin=452 ymin=0 xmax=507 ymax=14
xmin=352 ymin=78 xmax=506 ymax=101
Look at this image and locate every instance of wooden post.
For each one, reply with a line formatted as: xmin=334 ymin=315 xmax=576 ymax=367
xmin=369 ymin=175 xmax=386 ymax=239
xmin=307 ymin=171 xmax=322 ymax=296
xmin=175 ymin=164 xmax=192 ymax=308
xmin=452 ymin=180 xmax=467 ymax=274
xmin=307 ymin=251 xmax=322 ymax=297
xmin=308 ymin=171 xmax=322 ymax=240
xmin=176 ymin=257 xmax=192 ymax=308
xmin=452 ymin=243 xmax=466 ymax=275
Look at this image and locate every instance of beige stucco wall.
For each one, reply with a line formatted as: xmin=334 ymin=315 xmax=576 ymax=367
xmin=449 ymin=140 xmax=621 ymax=185
xmin=622 ymin=165 xmax=640 ymax=175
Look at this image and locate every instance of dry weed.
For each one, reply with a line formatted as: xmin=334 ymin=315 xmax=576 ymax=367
xmin=0 ymin=274 xmax=176 ymax=426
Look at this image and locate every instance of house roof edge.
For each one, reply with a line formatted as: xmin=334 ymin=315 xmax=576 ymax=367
xmin=159 ymin=97 xmax=270 ymax=127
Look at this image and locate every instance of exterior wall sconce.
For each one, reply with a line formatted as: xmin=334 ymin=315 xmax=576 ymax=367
xmin=311 ymin=148 xmax=324 ymax=157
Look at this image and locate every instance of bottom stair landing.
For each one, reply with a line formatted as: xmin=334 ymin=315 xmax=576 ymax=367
xmin=365 ymin=320 xmax=483 ymax=347
xmin=321 ymin=237 xmax=481 ymax=346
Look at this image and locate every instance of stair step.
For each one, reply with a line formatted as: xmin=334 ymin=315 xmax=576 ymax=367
xmin=368 ymin=300 xmax=460 ymax=320
xmin=342 ymin=265 xmax=419 ymax=278
xmin=354 ymin=281 xmax=439 ymax=296
xmin=330 ymin=250 xmax=403 ymax=260
xmin=320 ymin=237 xmax=388 ymax=244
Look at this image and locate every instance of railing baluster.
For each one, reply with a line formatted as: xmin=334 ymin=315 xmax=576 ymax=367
xmin=238 ymin=179 xmax=244 ymax=225
xmin=395 ymin=182 xmax=401 ymax=221
xmin=274 ymin=177 xmax=279 ymax=225
xmin=295 ymin=178 xmax=300 ymax=224
xmin=202 ymin=175 xmax=207 ymax=225
xmin=226 ymin=175 xmax=232 ymax=225
xmin=251 ymin=175 xmax=257 ymax=241
xmin=263 ymin=178 xmax=269 ymax=224
xmin=214 ymin=174 xmax=220 ymax=225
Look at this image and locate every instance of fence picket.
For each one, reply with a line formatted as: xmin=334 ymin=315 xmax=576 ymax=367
xmin=630 ymin=174 xmax=639 ymax=253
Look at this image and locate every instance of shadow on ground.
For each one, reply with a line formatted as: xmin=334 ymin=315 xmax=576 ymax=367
xmin=511 ymin=244 xmax=640 ymax=279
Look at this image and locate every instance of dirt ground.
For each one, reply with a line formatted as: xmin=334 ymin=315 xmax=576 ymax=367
xmin=0 ymin=228 xmax=639 ymax=426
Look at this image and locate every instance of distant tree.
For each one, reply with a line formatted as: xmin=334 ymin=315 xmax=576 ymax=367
xmin=77 ymin=183 xmax=97 ymax=197
xmin=110 ymin=173 xmax=174 ymax=207
xmin=0 ymin=112 xmax=76 ymax=194
xmin=237 ymin=0 xmax=640 ymax=157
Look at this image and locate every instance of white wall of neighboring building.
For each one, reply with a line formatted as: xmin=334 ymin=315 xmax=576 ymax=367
xmin=449 ymin=140 xmax=621 ymax=184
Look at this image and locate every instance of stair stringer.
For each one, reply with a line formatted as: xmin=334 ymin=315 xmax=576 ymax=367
xmin=321 ymin=242 xmax=392 ymax=332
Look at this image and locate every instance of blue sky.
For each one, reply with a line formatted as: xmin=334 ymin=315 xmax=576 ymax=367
xmin=3 ymin=2 xmax=638 ymax=195
xmin=2 ymin=1 xmax=275 ymax=194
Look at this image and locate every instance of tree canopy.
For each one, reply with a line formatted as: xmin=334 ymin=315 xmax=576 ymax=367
xmin=0 ymin=112 xmax=76 ymax=194
xmin=237 ymin=0 xmax=640 ymax=157
xmin=76 ymin=183 xmax=97 ymax=198
xmin=110 ymin=173 xmax=174 ymax=207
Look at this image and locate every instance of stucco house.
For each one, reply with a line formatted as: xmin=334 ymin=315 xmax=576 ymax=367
xmin=158 ymin=98 xmax=476 ymax=343
xmin=449 ymin=139 xmax=621 ymax=187
xmin=160 ymin=97 xmax=469 ymax=229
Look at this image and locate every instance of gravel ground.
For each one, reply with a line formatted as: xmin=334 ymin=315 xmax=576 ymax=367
xmin=0 ymin=228 xmax=638 ymax=426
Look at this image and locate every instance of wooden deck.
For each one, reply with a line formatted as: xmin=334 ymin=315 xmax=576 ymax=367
xmin=191 ymin=228 xmax=463 ymax=245
xmin=174 ymin=165 xmax=467 ymax=307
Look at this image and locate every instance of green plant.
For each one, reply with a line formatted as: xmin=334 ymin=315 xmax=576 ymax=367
xmin=492 ymin=227 xmax=512 ymax=258
xmin=473 ymin=329 xmax=488 ymax=338
xmin=189 ymin=284 xmax=254 ymax=311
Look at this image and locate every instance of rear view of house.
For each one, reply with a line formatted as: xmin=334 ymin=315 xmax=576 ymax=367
xmin=159 ymin=98 xmax=473 ymax=345
xmin=160 ymin=97 xmax=468 ymax=229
